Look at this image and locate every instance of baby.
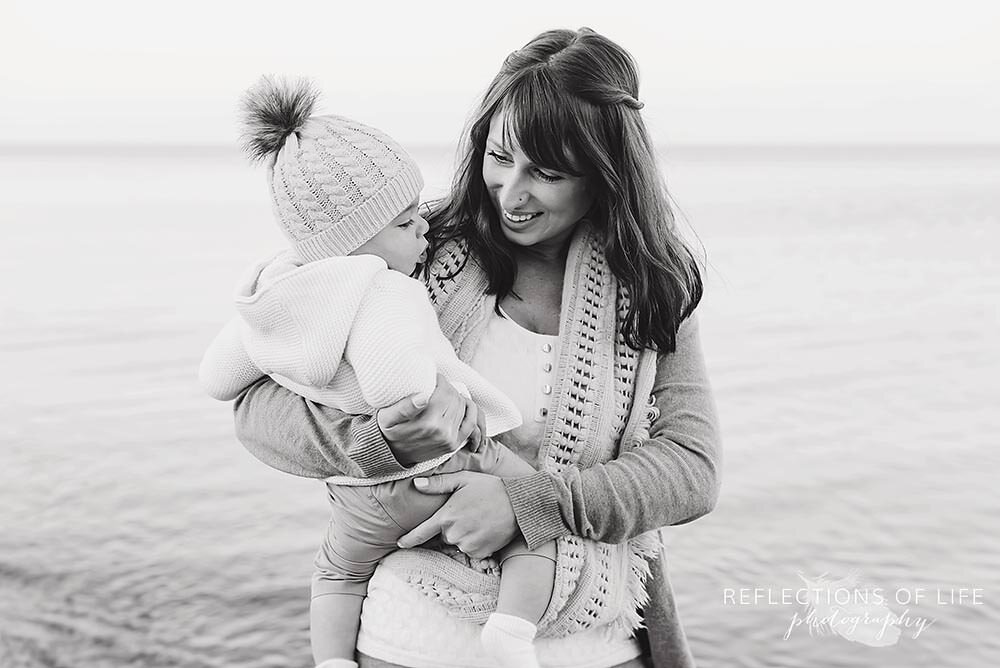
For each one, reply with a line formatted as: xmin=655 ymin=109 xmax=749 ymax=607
xmin=199 ymin=77 xmax=555 ymax=668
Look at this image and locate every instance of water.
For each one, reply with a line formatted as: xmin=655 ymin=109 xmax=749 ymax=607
xmin=1 ymin=145 xmax=998 ymax=667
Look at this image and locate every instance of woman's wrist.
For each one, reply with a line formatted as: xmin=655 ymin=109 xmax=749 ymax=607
xmin=374 ymin=408 xmax=423 ymax=467
xmin=502 ymin=472 xmax=569 ymax=550
xmin=348 ymin=414 xmax=410 ymax=476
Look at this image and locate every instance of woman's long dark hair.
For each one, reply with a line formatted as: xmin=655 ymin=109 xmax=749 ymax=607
xmin=426 ymin=27 xmax=703 ymax=353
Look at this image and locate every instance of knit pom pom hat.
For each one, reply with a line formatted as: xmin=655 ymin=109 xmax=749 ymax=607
xmin=239 ymin=76 xmax=424 ymax=262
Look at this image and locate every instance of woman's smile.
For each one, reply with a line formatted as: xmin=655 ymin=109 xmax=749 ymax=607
xmin=501 ymin=207 xmax=544 ymax=227
xmin=502 ymin=207 xmax=543 ymax=223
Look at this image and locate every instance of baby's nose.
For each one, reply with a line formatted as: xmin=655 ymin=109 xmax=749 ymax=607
xmin=415 ymin=214 xmax=430 ymax=235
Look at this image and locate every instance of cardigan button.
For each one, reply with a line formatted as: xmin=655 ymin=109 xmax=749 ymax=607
xmin=541 ymin=343 xmax=552 ymax=353
xmin=542 ymin=362 xmax=552 ymax=372
xmin=542 ymin=384 xmax=552 ymax=395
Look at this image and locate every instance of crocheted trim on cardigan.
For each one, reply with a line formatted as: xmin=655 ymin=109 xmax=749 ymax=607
xmin=382 ymin=223 xmax=663 ymax=637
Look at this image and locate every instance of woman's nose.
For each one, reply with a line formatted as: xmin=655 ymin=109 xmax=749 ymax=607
xmin=499 ymin=174 xmax=529 ymax=211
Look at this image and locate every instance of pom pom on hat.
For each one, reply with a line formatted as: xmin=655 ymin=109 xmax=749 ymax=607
xmin=238 ymin=75 xmax=424 ymax=262
xmin=239 ymin=75 xmax=320 ymax=163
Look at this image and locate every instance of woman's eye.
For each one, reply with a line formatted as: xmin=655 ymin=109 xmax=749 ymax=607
xmin=488 ymin=150 xmax=512 ymax=165
xmin=399 ymin=221 xmax=413 ymax=229
xmin=534 ymin=169 xmax=562 ymax=183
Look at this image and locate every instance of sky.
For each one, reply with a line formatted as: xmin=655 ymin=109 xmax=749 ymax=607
xmin=2 ymin=0 xmax=999 ymax=147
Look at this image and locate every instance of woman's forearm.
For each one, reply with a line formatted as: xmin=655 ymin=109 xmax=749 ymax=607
xmin=503 ymin=315 xmax=722 ymax=549
xmin=232 ymin=377 xmax=409 ymax=479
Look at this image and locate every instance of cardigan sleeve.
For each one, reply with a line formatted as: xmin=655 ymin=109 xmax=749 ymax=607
xmin=502 ymin=314 xmax=722 ymax=549
xmin=232 ymin=377 xmax=410 ymax=479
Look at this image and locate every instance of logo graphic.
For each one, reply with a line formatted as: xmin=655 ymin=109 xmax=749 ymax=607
xmin=787 ymin=571 xmax=912 ymax=646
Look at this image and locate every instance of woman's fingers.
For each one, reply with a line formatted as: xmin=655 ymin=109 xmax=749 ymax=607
xmin=412 ymin=472 xmax=470 ymax=494
xmin=432 ymin=375 xmax=477 ymax=453
xmin=397 ymin=472 xmax=517 ymax=559
xmin=438 ymin=384 xmax=463 ymax=442
xmin=467 ymin=395 xmax=488 ymax=453
xmin=458 ymin=395 xmax=480 ymax=452
xmin=396 ymin=513 xmax=446 ymax=549
xmin=397 ymin=472 xmax=470 ymax=548
xmin=376 ymin=392 xmax=428 ymax=432
xmin=376 ymin=375 xmax=480 ymax=465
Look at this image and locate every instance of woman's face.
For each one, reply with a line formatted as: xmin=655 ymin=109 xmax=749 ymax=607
xmin=482 ymin=110 xmax=594 ymax=252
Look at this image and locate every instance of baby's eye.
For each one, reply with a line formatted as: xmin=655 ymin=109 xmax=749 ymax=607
xmin=487 ymin=150 xmax=512 ymax=165
xmin=398 ymin=221 xmax=413 ymax=229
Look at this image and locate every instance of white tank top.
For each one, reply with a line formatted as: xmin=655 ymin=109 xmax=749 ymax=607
xmin=356 ymin=307 xmax=642 ymax=667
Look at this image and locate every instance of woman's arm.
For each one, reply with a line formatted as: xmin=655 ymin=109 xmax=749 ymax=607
xmin=232 ymin=373 xmax=481 ymax=478
xmin=233 ymin=378 xmax=403 ymax=478
xmin=504 ymin=314 xmax=722 ymax=549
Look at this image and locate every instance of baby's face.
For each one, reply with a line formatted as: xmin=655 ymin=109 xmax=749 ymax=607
xmin=350 ymin=198 xmax=429 ymax=274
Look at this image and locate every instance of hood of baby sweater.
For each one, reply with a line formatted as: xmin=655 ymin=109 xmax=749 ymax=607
xmin=233 ymin=250 xmax=388 ymax=388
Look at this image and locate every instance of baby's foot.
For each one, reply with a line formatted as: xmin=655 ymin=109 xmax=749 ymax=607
xmin=314 ymin=659 xmax=358 ymax=668
xmin=481 ymin=612 xmax=540 ymax=668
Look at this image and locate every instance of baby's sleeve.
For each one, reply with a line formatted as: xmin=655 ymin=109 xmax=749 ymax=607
xmin=198 ymin=318 xmax=267 ymax=400
xmin=344 ymin=275 xmax=438 ymax=409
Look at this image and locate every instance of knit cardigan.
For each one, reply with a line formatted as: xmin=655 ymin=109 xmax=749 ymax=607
xmin=232 ymin=224 xmax=722 ymax=667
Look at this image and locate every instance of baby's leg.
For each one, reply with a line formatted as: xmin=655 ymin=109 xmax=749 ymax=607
xmin=496 ymin=537 xmax=557 ymax=623
xmin=456 ymin=442 xmax=558 ymax=668
xmin=479 ymin=535 xmax=556 ymax=668
xmin=311 ymin=485 xmax=409 ymax=667
xmin=371 ymin=445 xmax=557 ymax=667
xmin=310 ymin=594 xmax=363 ymax=667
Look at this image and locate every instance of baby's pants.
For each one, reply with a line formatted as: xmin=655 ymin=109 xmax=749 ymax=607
xmin=311 ymin=440 xmax=536 ymax=599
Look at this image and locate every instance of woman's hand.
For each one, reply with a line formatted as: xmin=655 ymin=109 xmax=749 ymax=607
xmin=396 ymin=471 xmax=519 ymax=559
xmin=376 ymin=373 xmax=483 ymax=466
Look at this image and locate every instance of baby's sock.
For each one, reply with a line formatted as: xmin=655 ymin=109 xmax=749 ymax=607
xmin=314 ymin=659 xmax=358 ymax=668
xmin=481 ymin=612 xmax=540 ymax=668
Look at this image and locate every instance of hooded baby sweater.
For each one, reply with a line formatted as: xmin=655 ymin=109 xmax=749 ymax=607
xmin=199 ymin=251 xmax=522 ymax=483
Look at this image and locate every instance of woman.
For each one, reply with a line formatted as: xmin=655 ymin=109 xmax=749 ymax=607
xmin=234 ymin=27 xmax=721 ymax=668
